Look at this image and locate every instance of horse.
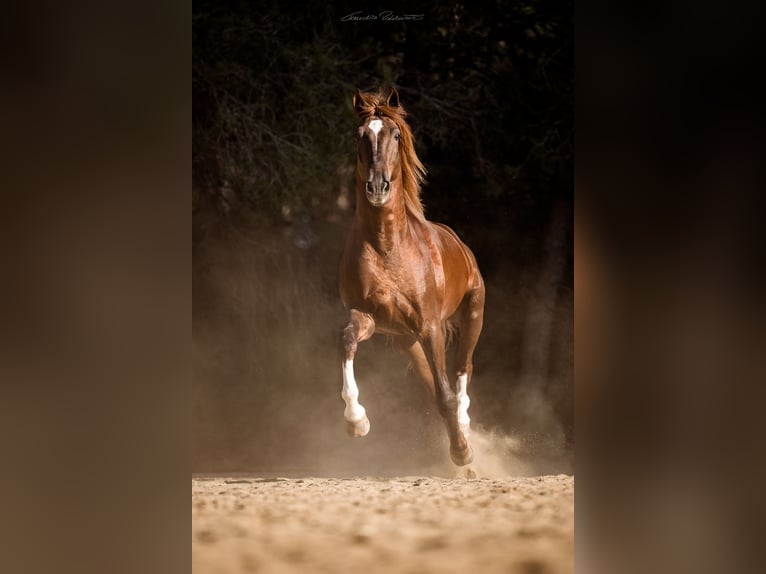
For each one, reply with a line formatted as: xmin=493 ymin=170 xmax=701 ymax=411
xmin=337 ymin=86 xmax=485 ymax=466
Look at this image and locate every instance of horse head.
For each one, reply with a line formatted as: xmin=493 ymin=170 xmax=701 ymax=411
xmin=352 ymin=87 xmax=405 ymax=207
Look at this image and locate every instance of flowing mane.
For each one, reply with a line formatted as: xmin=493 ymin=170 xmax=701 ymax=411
xmin=353 ymin=90 xmax=428 ymax=222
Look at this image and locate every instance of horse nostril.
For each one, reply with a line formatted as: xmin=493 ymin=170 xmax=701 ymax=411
xmin=365 ymin=181 xmax=373 ymax=193
xmin=383 ymin=181 xmax=390 ymax=192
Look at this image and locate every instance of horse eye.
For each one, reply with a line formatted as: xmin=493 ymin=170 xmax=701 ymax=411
xmin=394 ymin=132 xmax=401 ymax=140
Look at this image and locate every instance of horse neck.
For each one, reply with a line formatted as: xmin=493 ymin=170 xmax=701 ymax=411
xmin=354 ymin=178 xmax=409 ymax=254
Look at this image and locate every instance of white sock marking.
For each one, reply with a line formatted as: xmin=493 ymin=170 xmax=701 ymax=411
xmin=456 ymin=373 xmax=470 ymax=435
xmin=342 ymin=359 xmax=366 ymax=423
xmin=368 ymin=119 xmax=383 ymax=155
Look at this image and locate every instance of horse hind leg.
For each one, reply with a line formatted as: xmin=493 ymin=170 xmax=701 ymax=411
xmin=420 ymin=323 xmax=474 ymax=466
xmin=341 ymin=310 xmax=375 ymax=437
xmin=454 ymin=284 xmax=486 ymax=438
xmin=400 ymin=338 xmax=436 ymax=405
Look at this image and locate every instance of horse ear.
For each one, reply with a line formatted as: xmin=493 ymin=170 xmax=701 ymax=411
xmin=352 ymin=89 xmax=365 ymax=116
xmin=386 ymin=86 xmax=400 ymax=108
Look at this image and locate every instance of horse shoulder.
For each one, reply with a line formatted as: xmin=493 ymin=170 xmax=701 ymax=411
xmin=431 ymin=222 xmax=482 ymax=284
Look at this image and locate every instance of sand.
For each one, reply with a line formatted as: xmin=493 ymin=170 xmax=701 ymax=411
xmin=192 ymin=474 xmax=573 ymax=574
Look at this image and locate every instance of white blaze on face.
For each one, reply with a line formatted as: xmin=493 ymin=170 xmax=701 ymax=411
xmin=456 ymin=373 xmax=471 ymax=435
xmin=368 ymin=119 xmax=383 ymax=154
xmin=341 ymin=359 xmax=367 ymax=422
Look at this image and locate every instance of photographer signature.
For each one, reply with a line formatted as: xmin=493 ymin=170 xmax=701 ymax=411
xmin=341 ymin=11 xmax=425 ymax=21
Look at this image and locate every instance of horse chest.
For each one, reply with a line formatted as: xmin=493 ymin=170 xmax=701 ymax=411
xmin=342 ymin=241 xmax=438 ymax=333
xmin=363 ymin=261 xmax=428 ymax=333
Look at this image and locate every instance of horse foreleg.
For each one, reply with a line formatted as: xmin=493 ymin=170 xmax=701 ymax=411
xmin=340 ymin=309 xmax=375 ymax=437
xmin=421 ymin=323 xmax=474 ymax=466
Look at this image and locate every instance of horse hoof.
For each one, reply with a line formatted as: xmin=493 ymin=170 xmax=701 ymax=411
xmin=345 ymin=415 xmax=370 ymax=438
xmin=450 ymin=444 xmax=474 ymax=466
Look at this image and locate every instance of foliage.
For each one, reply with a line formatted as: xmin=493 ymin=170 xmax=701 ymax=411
xmin=193 ymin=0 xmax=572 ymax=218
xmin=193 ymin=8 xmax=369 ymax=211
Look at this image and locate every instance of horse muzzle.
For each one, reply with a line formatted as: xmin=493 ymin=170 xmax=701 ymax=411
xmin=365 ymin=180 xmax=391 ymax=206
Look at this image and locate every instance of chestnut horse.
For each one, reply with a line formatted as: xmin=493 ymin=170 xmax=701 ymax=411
xmin=338 ymin=87 xmax=485 ymax=466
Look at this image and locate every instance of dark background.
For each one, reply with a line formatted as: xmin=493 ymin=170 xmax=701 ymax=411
xmin=192 ymin=0 xmax=574 ymax=474
xmin=1 ymin=0 xmax=763 ymax=572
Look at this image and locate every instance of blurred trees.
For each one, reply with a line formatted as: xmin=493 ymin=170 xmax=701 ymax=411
xmin=192 ymin=0 xmax=572 ymax=220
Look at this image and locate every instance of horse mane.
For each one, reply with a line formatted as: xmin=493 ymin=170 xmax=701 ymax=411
xmin=354 ymin=90 xmax=427 ymax=222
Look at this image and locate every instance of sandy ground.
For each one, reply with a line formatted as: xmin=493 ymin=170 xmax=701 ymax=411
xmin=192 ymin=474 xmax=573 ymax=574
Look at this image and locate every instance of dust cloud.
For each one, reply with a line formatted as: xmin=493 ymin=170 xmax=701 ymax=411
xmin=193 ymin=205 xmax=572 ymax=478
